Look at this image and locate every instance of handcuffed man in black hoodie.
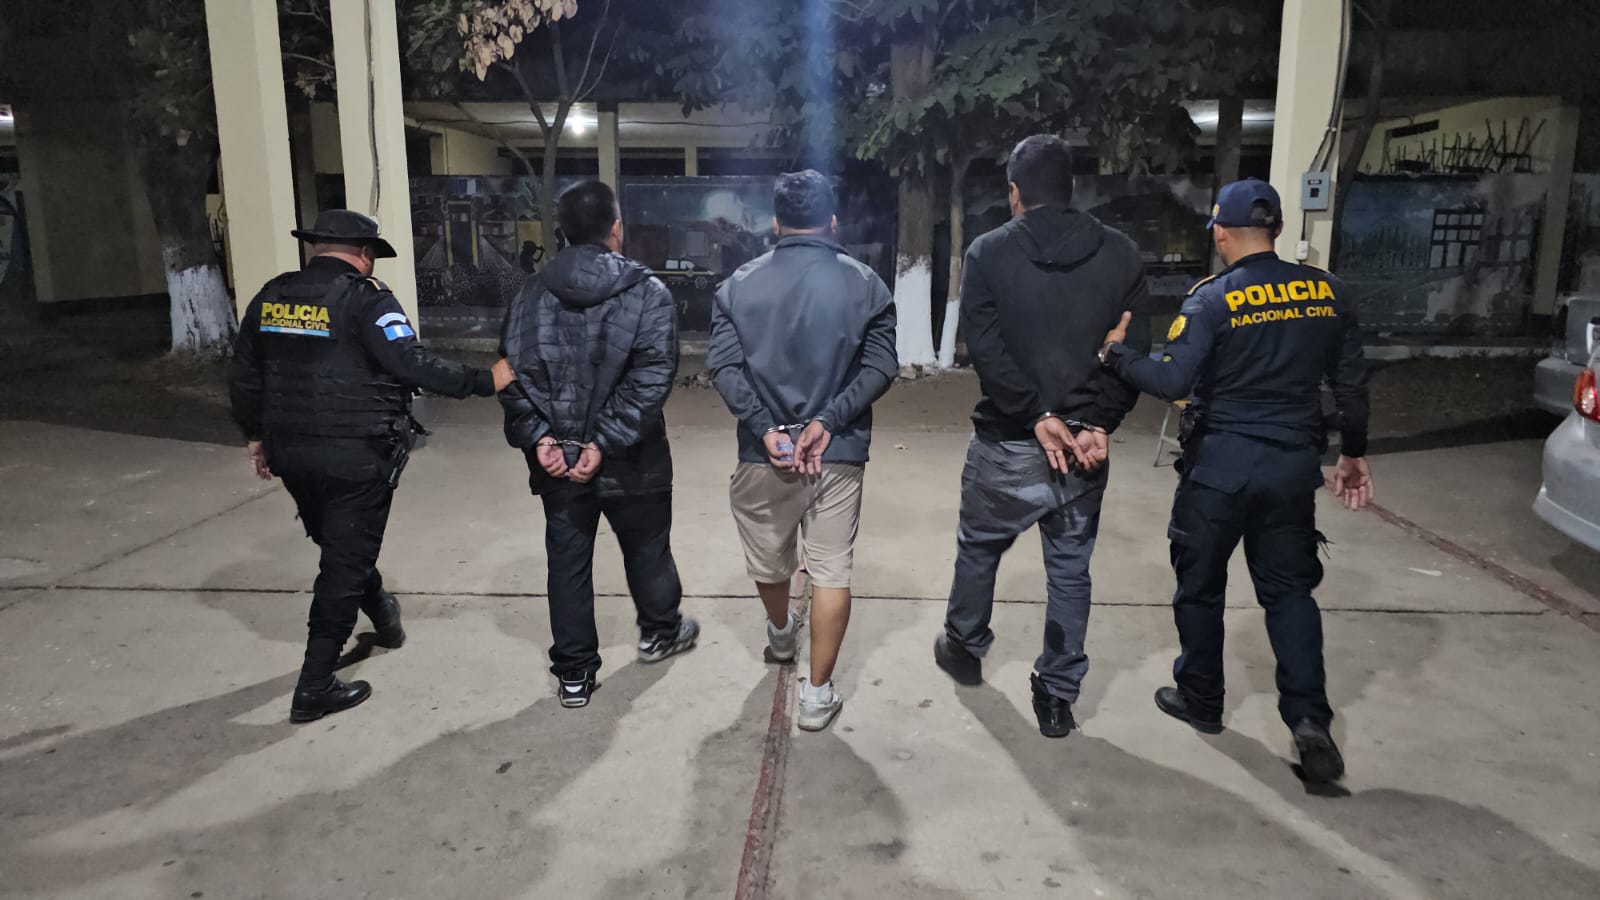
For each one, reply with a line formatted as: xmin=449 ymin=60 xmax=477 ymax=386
xmin=932 ymin=135 xmax=1153 ymax=738
xmin=499 ymin=181 xmax=699 ymax=709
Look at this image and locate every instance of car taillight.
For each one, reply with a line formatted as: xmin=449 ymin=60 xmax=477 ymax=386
xmin=1575 ymin=369 xmax=1600 ymax=422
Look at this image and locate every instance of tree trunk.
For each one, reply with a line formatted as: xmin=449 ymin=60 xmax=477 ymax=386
xmin=540 ymin=105 xmax=569 ymax=257
xmin=936 ymin=155 xmax=969 ymax=368
xmin=135 ymin=139 xmax=234 ymax=353
xmin=1330 ymin=4 xmax=1389 ymax=266
xmin=890 ymin=18 xmax=938 ymax=369
xmin=1213 ymin=96 xmax=1243 ymax=271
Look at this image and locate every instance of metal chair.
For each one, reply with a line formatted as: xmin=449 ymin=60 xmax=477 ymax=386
xmin=1154 ymin=400 xmax=1188 ymax=467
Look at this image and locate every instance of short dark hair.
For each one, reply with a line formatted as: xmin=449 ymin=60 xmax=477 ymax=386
xmin=774 ymin=170 xmax=836 ymax=230
xmin=558 ymin=181 xmax=619 ymax=246
xmin=1007 ymin=135 xmax=1074 ymax=208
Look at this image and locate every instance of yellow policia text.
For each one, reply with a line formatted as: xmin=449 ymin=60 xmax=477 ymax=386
xmin=260 ymin=302 xmax=333 ymax=337
xmin=1223 ymin=279 xmax=1336 ymax=329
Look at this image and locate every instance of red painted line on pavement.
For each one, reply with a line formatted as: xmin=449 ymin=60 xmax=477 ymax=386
xmin=734 ymin=661 xmax=796 ymax=900
xmin=734 ymin=584 xmax=810 ymax=900
xmin=1366 ymin=499 xmax=1600 ymax=633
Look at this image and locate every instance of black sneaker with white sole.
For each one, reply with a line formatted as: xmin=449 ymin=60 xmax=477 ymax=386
xmin=638 ymin=617 xmax=700 ymax=663
xmin=558 ymin=671 xmax=597 ymax=708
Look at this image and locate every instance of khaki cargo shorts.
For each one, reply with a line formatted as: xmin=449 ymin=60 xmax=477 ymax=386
xmin=728 ymin=462 xmax=866 ymax=589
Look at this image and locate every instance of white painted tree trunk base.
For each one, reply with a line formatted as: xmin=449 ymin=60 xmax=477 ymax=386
xmin=893 ymin=256 xmax=937 ymax=369
xmin=168 ymin=264 xmax=235 ymax=353
xmin=936 ymin=296 xmax=960 ymax=368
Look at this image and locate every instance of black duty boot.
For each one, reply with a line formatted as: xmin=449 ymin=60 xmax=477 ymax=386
xmin=1291 ymin=719 xmax=1345 ymax=783
xmin=934 ymin=634 xmax=982 ymax=686
xmin=362 ymin=589 xmax=406 ymax=650
xmin=1030 ymin=674 xmax=1076 ymax=738
xmin=1154 ymin=686 xmax=1224 ymax=734
xmin=290 ymin=676 xmax=372 ymax=723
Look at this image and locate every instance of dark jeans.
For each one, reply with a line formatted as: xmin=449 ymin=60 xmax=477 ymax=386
xmin=267 ymin=436 xmax=395 ymax=689
xmin=944 ymin=435 xmax=1106 ymax=702
xmin=1168 ymin=431 xmax=1333 ymax=729
xmin=540 ymin=486 xmax=683 ymax=678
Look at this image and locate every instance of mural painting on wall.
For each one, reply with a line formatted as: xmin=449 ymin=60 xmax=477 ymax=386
xmin=0 ymin=174 xmax=32 ymax=306
xmin=1336 ymin=174 xmax=1547 ymax=335
xmin=410 ymin=175 xmax=582 ymax=311
xmin=1078 ymin=175 xmax=1214 ymax=305
xmin=1562 ymin=174 xmax=1600 ymax=295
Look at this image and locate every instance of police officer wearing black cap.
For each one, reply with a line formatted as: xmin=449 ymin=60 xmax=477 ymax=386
xmin=229 ymin=210 xmax=514 ymax=723
xmin=1097 ymin=179 xmax=1373 ymax=783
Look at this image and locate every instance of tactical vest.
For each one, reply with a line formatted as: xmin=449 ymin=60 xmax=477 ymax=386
xmin=257 ymin=272 xmax=410 ymax=439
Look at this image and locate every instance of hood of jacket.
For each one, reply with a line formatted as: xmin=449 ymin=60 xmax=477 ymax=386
xmin=1009 ymin=205 xmax=1106 ymax=269
xmin=542 ymin=243 xmax=652 ymax=309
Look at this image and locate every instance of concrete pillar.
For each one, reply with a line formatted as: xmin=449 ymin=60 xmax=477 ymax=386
xmin=1268 ymin=0 xmax=1345 ymax=267
xmin=12 ymin=108 xmax=55 ymax=303
xmin=597 ymin=104 xmax=621 ymax=190
xmin=331 ymin=0 xmax=418 ymax=325
xmin=204 ymin=0 xmax=301 ymax=314
xmin=684 ymin=146 xmax=699 ymax=177
xmin=1533 ymin=105 xmax=1582 ymax=317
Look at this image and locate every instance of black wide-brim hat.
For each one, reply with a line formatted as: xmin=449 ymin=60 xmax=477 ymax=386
xmin=291 ymin=209 xmax=398 ymax=258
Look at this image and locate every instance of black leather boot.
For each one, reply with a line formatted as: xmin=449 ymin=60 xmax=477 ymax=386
xmin=934 ymin=634 xmax=982 ymax=686
xmin=1292 ymin=719 xmax=1345 ymax=783
xmin=290 ymin=676 xmax=372 ymax=723
xmin=362 ymin=589 xmax=406 ymax=649
xmin=1030 ymin=673 xmax=1076 ymax=738
xmin=1154 ymin=686 xmax=1224 ymax=734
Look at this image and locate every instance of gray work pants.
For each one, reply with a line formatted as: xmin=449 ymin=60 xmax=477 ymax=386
xmin=943 ymin=434 xmax=1106 ymax=701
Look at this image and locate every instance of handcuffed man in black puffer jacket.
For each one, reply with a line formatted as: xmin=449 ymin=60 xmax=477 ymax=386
xmin=499 ymin=181 xmax=699 ymax=708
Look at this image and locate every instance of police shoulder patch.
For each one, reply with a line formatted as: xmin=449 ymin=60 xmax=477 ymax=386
xmin=1167 ymin=314 xmax=1188 ymax=342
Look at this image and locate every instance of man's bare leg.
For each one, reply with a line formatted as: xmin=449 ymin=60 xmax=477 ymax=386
xmin=808 ymin=586 xmax=852 ymax=687
xmin=757 ymin=581 xmax=791 ymax=628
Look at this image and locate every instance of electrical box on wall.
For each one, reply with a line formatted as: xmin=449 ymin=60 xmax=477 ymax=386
xmin=1301 ymin=172 xmax=1331 ymax=212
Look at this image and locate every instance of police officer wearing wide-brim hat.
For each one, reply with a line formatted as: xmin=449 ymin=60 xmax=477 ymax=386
xmin=229 ymin=209 xmax=514 ymax=722
xmin=1096 ymin=179 xmax=1373 ymax=783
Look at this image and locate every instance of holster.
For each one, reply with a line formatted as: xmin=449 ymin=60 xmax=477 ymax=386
xmin=384 ymin=411 xmax=432 ymax=490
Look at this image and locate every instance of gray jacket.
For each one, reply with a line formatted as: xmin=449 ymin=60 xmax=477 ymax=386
xmin=708 ymin=235 xmax=898 ymax=465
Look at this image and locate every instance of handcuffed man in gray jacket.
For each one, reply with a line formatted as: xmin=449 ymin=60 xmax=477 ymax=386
xmin=709 ymin=170 xmax=898 ymax=732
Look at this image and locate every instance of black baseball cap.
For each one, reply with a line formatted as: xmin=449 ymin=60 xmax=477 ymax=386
xmin=291 ymin=209 xmax=398 ymax=258
xmin=1208 ymin=179 xmax=1282 ymax=230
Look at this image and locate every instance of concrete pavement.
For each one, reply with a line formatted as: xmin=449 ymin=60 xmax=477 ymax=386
xmin=2 ymin=380 xmax=1597 ymax=899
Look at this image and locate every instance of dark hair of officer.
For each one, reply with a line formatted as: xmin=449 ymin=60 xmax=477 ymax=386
xmin=1007 ymin=135 xmax=1074 ymax=209
xmin=774 ymin=170 xmax=837 ymax=232
xmin=558 ymin=181 xmax=620 ymax=247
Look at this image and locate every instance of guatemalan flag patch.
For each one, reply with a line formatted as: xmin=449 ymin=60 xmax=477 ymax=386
xmin=376 ymin=312 xmax=415 ymax=341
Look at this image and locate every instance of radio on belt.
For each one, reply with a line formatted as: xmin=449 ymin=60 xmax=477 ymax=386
xmin=1300 ymin=172 xmax=1331 ymax=212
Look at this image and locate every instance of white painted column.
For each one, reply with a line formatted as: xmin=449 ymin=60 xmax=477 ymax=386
xmin=1268 ymin=0 xmax=1346 ymax=267
xmin=203 ymin=0 xmax=301 ymax=315
xmin=1532 ymin=105 xmax=1582 ymax=316
xmin=331 ymin=0 xmax=418 ymax=325
xmin=597 ymin=105 xmax=621 ymax=190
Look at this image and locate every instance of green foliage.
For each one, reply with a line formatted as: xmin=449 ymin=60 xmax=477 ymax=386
xmin=125 ymin=0 xmax=217 ymax=153
xmin=675 ymin=0 xmax=1268 ymax=175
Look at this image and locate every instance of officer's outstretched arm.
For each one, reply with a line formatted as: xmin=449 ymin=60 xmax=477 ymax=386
xmin=360 ymin=291 xmax=495 ymax=398
xmin=1105 ymin=293 xmax=1220 ymax=402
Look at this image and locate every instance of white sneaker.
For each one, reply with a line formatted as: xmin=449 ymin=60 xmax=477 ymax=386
xmin=767 ymin=610 xmax=800 ymax=663
xmin=797 ymin=678 xmax=843 ymax=731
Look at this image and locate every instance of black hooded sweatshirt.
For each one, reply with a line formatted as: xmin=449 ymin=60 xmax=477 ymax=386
xmin=960 ymin=205 xmax=1153 ymax=441
xmin=499 ymin=243 xmax=678 ymax=496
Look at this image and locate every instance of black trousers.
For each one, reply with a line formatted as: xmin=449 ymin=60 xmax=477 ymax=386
xmin=1167 ymin=431 xmax=1333 ymax=729
xmin=267 ymin=436 xmax=395 ymax=689
xmin=540 ymin=486 xmax=683 ymax=678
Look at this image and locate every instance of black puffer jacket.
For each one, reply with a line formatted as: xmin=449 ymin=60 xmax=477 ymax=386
xmin=499 ymin=244 xmax=678 ymax=496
